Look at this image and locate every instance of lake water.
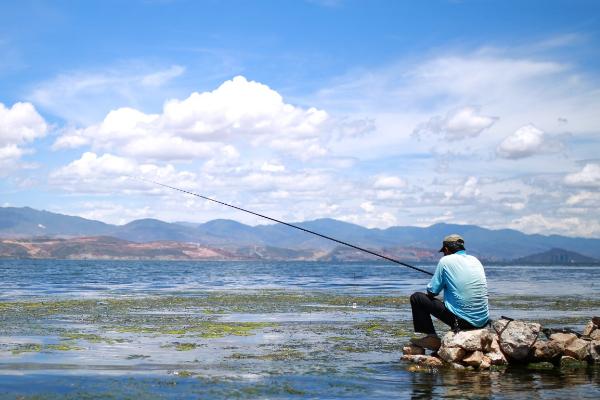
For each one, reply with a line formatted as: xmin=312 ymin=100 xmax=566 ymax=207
xmin=0 ymin=260 xmax=598 ymax=399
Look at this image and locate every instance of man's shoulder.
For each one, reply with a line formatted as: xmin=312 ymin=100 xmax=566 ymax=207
xmin=441 ymin=252 xmax=483 ymax=265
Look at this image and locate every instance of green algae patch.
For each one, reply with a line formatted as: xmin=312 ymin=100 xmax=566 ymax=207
xmin=356 ymin=320 xmax=409 ymax=337
xmin=230 ymin=347 xmax=306 ymax=361
xmin=196 ymin=321 xmax=274 ymax=338
xmin=527 ymin=362 xmax=555 ymax=370
xmin=329 ymin=336 xmax=352 ymax=341
xmin=560 ymin=357 xmax=588 ymax=370
xmin=46 ymin=343 xmax=84 ymax=351
xmin=61 ymin=332 xmax=115 ymax=343
xmin=175 ymin=342 xmax=199 ymax=351
xmin=11 ymin=343 xmax=42 ymax=355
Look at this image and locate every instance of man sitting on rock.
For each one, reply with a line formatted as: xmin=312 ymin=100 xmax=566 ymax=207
xmin=409 ymin=234 xmax=489 ymax=351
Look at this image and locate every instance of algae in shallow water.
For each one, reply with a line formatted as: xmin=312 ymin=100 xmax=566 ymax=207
xmin=61 ymin=332 xmax=116 ymax=344
xmin=45 ymin=343 xmax=84 ymax=351
xmin=174 ymin=342 xmax=199 ymax=351
xmin=229 ymin=347 xmax=306 ymax=361
xmin=11 ymin=343 xmax=42 ymax=355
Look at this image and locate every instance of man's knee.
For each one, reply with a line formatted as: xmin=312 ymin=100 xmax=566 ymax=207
xmin=410 ymin=291 xmax=428 ymax=305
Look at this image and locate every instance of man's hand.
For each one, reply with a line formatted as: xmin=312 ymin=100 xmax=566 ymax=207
xmin=426 ymin=291 xmax=437 ymax=299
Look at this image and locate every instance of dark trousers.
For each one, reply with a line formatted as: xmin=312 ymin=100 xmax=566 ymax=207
xmin=410 ymin=292 xmax=476 ymax=335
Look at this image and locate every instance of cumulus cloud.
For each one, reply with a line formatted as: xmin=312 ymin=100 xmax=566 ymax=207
xmin=413 ymin=106 xmax=497 ymax=141
xmin=496 ymin=124 xmax=565 ymax=159
xmin=52 ymin=76 xmax=346 ymax=161
xmin=163 ymin=76 xmax=328 ymax=138
xmin=0 ymin=102 xmax=48 ymax=171
xmin=564 ymin=163 xmax=600 ymax=188
xmin=49 ymin=152 xmax=197 ymax=194
xmin=0 ymin=102 xmax=48 ymax=145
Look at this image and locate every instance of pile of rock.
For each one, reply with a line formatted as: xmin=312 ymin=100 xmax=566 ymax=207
xmin=402 ymin=317 xmax=600 ymax=370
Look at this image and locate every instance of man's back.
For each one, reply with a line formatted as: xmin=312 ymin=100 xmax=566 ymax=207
xmin=427 ymin=250 xmax=489 ymax=327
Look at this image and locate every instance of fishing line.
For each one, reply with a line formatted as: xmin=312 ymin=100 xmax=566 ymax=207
xmin=134 ymin=177 xmax=434 ymax=276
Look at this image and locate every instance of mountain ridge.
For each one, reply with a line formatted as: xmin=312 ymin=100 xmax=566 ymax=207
xmin=1 ymin=206 xmax=599 ymax=261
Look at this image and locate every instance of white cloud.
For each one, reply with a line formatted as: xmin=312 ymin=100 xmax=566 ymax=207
xmin=564 ymin=163 xmax=600 ymax=188
xmin=0 ymin=102 xmax=47 ymax=146
xmin=509 ymin=213 xmax=600 ymax=237
xmin=339 ymin=211 xmax=398 ymax=229
xmin=496 ymin=124 xmax=565 ymax=159
xmin=140 ymin=65 xmax=186 ymax=87
xmin=360 ymin=201 xmax=375 ymax=212
xmin=163 ymin=76 xmax=328 ymax=138
xmin=0 ymin=102 xmax=48 ymax=171
xmin=260 ymin=161 xmax=285 ymax=173
xmin=413 ymin=106 xmax=497 ymax=141
xmin=373 ymin=175 xmax=406 ymax=189
xmin=565 ymin=191 xmax=600 ymax=206
xmin=443 ymin=176 xmax=481 ymax=202
xmin=51 ymin=76 xmax=346 ymax=161
xmin=49 ymin=152 xmax=197 ymax=194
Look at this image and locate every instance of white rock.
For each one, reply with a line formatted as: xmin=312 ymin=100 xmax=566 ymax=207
xmin=492 ymin=319 xmax=541 ymax=361
xmin=442 ymin=329 xmax=492 ymax=352
xmin=438 ymin=346 xmax=466 ymax=363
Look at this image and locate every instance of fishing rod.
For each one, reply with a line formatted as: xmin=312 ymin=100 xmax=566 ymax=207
xmin=135 ymin=177 xmax=434 ymax=276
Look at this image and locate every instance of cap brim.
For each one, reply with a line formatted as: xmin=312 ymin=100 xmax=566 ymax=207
xmin=438 ymin=246 xmax=444 ymax=252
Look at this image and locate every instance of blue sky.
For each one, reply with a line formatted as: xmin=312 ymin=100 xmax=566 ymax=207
xmin=1 ymin=0 xmax=599 ymax=237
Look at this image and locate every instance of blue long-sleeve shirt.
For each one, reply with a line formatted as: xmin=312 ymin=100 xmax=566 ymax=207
xmin=427 ymin=250 xmax=489 ymax=328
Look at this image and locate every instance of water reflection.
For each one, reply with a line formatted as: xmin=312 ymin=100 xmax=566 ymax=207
xmin=406 ymin=366 xmax=600 ymax=400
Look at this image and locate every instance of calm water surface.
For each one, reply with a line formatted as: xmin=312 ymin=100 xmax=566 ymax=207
xmin=0 ymin=260 xmax=598 ymax=399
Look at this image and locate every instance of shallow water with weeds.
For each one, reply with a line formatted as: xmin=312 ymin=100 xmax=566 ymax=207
xmin=0 ymin=260 xmax=598 ymax=399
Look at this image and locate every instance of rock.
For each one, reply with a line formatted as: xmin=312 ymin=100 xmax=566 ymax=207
xmin=526 ymin=361 xmax=555 ymax=370
xmin=533 ymin=340 xmax=563 ymax=361
xmin=564 ymin=338 xmax=590 ymax=360
xmin=486 ymin=337 xmax=508 ymax=365
xmin=582 ymin=321 xmax=596 ymax=337
xmin=560 ymin=355 xmax=587 ymax=369
xmin=591 ymin=329 xmax=600 ymax=341
xmin=402 ymin=344 xmax=425 ymax=356
xmin=441 ymin=329 xmax=492 ymax=351
xmin=401 ymin=354 xmax=443 ymax=368
xmin=438 ymin=346 xmax=466 ymax=363
xmin=422 ymin=356 xmax=443 ymax=368
xmin=492 ymin=319 xmax=541 ymax=361
xmin=451 ymin=362 xmax=466 ymax=370
xmin=588 ymin=340 xmax=600 ymax=363
xmin=480 ymin=355 xmax=491 ymax=370
xmin=463 ymin=350 xmax=484 ymax=367
xmin=549 ymin=332 xmax=577 ymax=349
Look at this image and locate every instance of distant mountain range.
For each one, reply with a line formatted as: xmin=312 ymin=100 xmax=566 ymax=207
xmin=1 ymin=206 xmax=599 ymax=262
xmin=513 ymin=248 xmax=599 ymax=265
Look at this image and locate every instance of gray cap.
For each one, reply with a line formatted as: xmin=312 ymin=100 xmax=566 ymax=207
xmin=439 ymin=234 xmax=464 ymax=252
